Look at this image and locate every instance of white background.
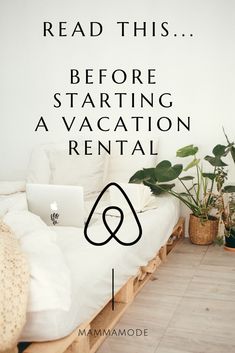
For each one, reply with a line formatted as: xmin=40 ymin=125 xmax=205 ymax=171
xmin=0 ymin=0 xmax=234 ymax=226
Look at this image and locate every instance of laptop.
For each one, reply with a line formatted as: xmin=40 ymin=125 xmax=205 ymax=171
xmin=26 ymin=183 xmax=84 ymax=227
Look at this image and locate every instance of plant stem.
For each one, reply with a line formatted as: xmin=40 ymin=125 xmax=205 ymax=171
xmin=206 ymin=166 xmax=216 ymax=208
xmin=178 ymin=177 xmax=198 ymax=205
xmin=155 ymin=184 xmax=200 ymax=215
xmin=195 ymin=158 xmax=201 ymax=203
xmin=169 ymin=189 xmax=200 ymax=214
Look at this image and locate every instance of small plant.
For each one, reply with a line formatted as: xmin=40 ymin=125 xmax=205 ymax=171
xmin=223 ymin=192 xmax=235 ymax=232
xmin=215 ymin=189 xmax=235 ymax=245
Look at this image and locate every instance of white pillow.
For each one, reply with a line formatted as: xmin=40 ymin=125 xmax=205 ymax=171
xmin=0 ymin=181 xmax=25 ymax=195
xmin=27 ymin=143 xmax=106 ymax=197
xmin=47 ymin=149 xmax=105 ymax=197
xmin=27 ymin=145 xmax=51 ymax=184
xmin=105 ymin=139 xmax=158 ymax=184
xmin=110 ymin=182 xmax=152 ymax=213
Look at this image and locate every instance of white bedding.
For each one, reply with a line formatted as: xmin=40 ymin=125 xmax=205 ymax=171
xmin=3 ymin=210 xmax=71 ymax=313
xmin=16 ymin=194 xmax=179 ymax=342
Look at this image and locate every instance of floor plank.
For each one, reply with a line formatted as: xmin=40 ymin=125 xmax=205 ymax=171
xmin=167 ymin=296 xmax=235 ymax=337
xmin=154 ymin=329 xmax=235 ymax=353
xmin=97 ymin=239 xmax=235 ymax=353
xmin=184 ymin=265 xmax=235 ymax=301
xmin=143 ymin=266 xmax=195 ymax=296
xmin=201 ymin=244 xmax=235 ymax=267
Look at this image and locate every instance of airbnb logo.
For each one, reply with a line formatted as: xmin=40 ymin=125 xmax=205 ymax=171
xmin=84 ymin=183 xmax=142 ymax=246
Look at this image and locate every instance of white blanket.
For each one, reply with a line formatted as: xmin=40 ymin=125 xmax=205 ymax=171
xmin=0 ymin=192 xmax=27 ymax=217
xmin=20 ymin=195 xmax=180 ymax=341
xmin=1 ymin=189 xmax=179 ymax=341
xmin=3 ymin=211 xmax=71 ymax=312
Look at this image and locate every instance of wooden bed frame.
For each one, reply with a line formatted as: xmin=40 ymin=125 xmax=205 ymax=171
xmin=19 ymin=217 xmax=185 ymax=353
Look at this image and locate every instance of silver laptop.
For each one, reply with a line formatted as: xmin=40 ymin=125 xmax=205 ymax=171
xmin=26 ymin=183 xmax=84 ymax=227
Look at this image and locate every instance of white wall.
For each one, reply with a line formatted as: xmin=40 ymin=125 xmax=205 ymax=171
xmin=0 ymin=0 xmax=235 ymax=227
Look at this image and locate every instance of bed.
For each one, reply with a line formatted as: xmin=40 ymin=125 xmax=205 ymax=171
xmin=0 ymin=142 xmax=184 ymax=353
xmin=20 ymin=194 xmax=180 ymax=342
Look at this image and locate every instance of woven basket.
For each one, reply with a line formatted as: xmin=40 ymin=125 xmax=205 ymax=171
xmin=189 ymin=214 xmax=219 ymax=245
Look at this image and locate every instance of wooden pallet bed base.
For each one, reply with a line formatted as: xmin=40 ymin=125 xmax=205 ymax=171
xmin=21 ymin=217 xmax=184 ymax=353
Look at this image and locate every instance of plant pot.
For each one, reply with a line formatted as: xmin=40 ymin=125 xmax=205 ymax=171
xmin=188 ymin=214 xmax=219 ymax=245
xmin=224 ymin=228 xmax=235 ymax=252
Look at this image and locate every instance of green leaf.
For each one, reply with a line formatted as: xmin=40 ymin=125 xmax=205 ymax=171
xmin=212 ymin=144 xmax=227 ymax=157
xmin=143 ymin=181 xmax=175 ymax=195
xmin=179 ymin=192 xmax=191 ymax=197
xmin=154 ymin=160 xmax=183 ymax=182
xmin=179 ymin=176 xmax=195 ymax=181
xmin=158 ymin=183 xmax=175 ymax=191
xmin=176 ymin=145 xmax=198 ymax=157
xmin=129 ymin=170 xmax=145 ymax=183
xmin=142 ymin=168 xmax=157 ymax=181
xmin=223 ymin=185 xmax=235 ymax=193
xmin=184 ymin=159 xmax=200 ymax=171
xmin=205 ymin=143 xmax=230 ymax=167
xmin=231 ymin=146 xmax=235 ymax=163
xmin=204 ymin=155 xmax=228 ymax=167
xmin=202 ymin=173 xmax=216 ymax=180
xmin=129 ymin=168 xmax=156 ymax=183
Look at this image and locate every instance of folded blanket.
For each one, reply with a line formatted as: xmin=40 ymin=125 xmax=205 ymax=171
xmin=0 ymin=181 xmax=26 ymax=195
xmin=0 ymin=221 xmax=29 ymax=352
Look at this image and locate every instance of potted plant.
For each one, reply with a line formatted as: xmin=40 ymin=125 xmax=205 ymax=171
xmin=222 ymin=190 xmax=235 ymax=251
xmin=129 ymin=131 xmax=235 ymax=245
xmin=214 ymin=183 xmax=235 ymax=250
xmin=211 ymin=132 xmax=235 ymax=250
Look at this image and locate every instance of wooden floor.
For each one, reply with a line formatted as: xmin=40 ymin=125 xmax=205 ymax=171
xmin=97 ymin=239 xmax=235 ymax=353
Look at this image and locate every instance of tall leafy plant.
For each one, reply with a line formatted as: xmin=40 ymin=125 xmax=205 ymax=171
xmin=129 ymin=131 xmax=235 ymax=220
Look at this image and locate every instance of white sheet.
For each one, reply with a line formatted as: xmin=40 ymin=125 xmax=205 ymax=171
xmin=3 ymin=210 xmax=71 ymax=313
xmin=20 ymin=194 xmax=180 ymax=342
